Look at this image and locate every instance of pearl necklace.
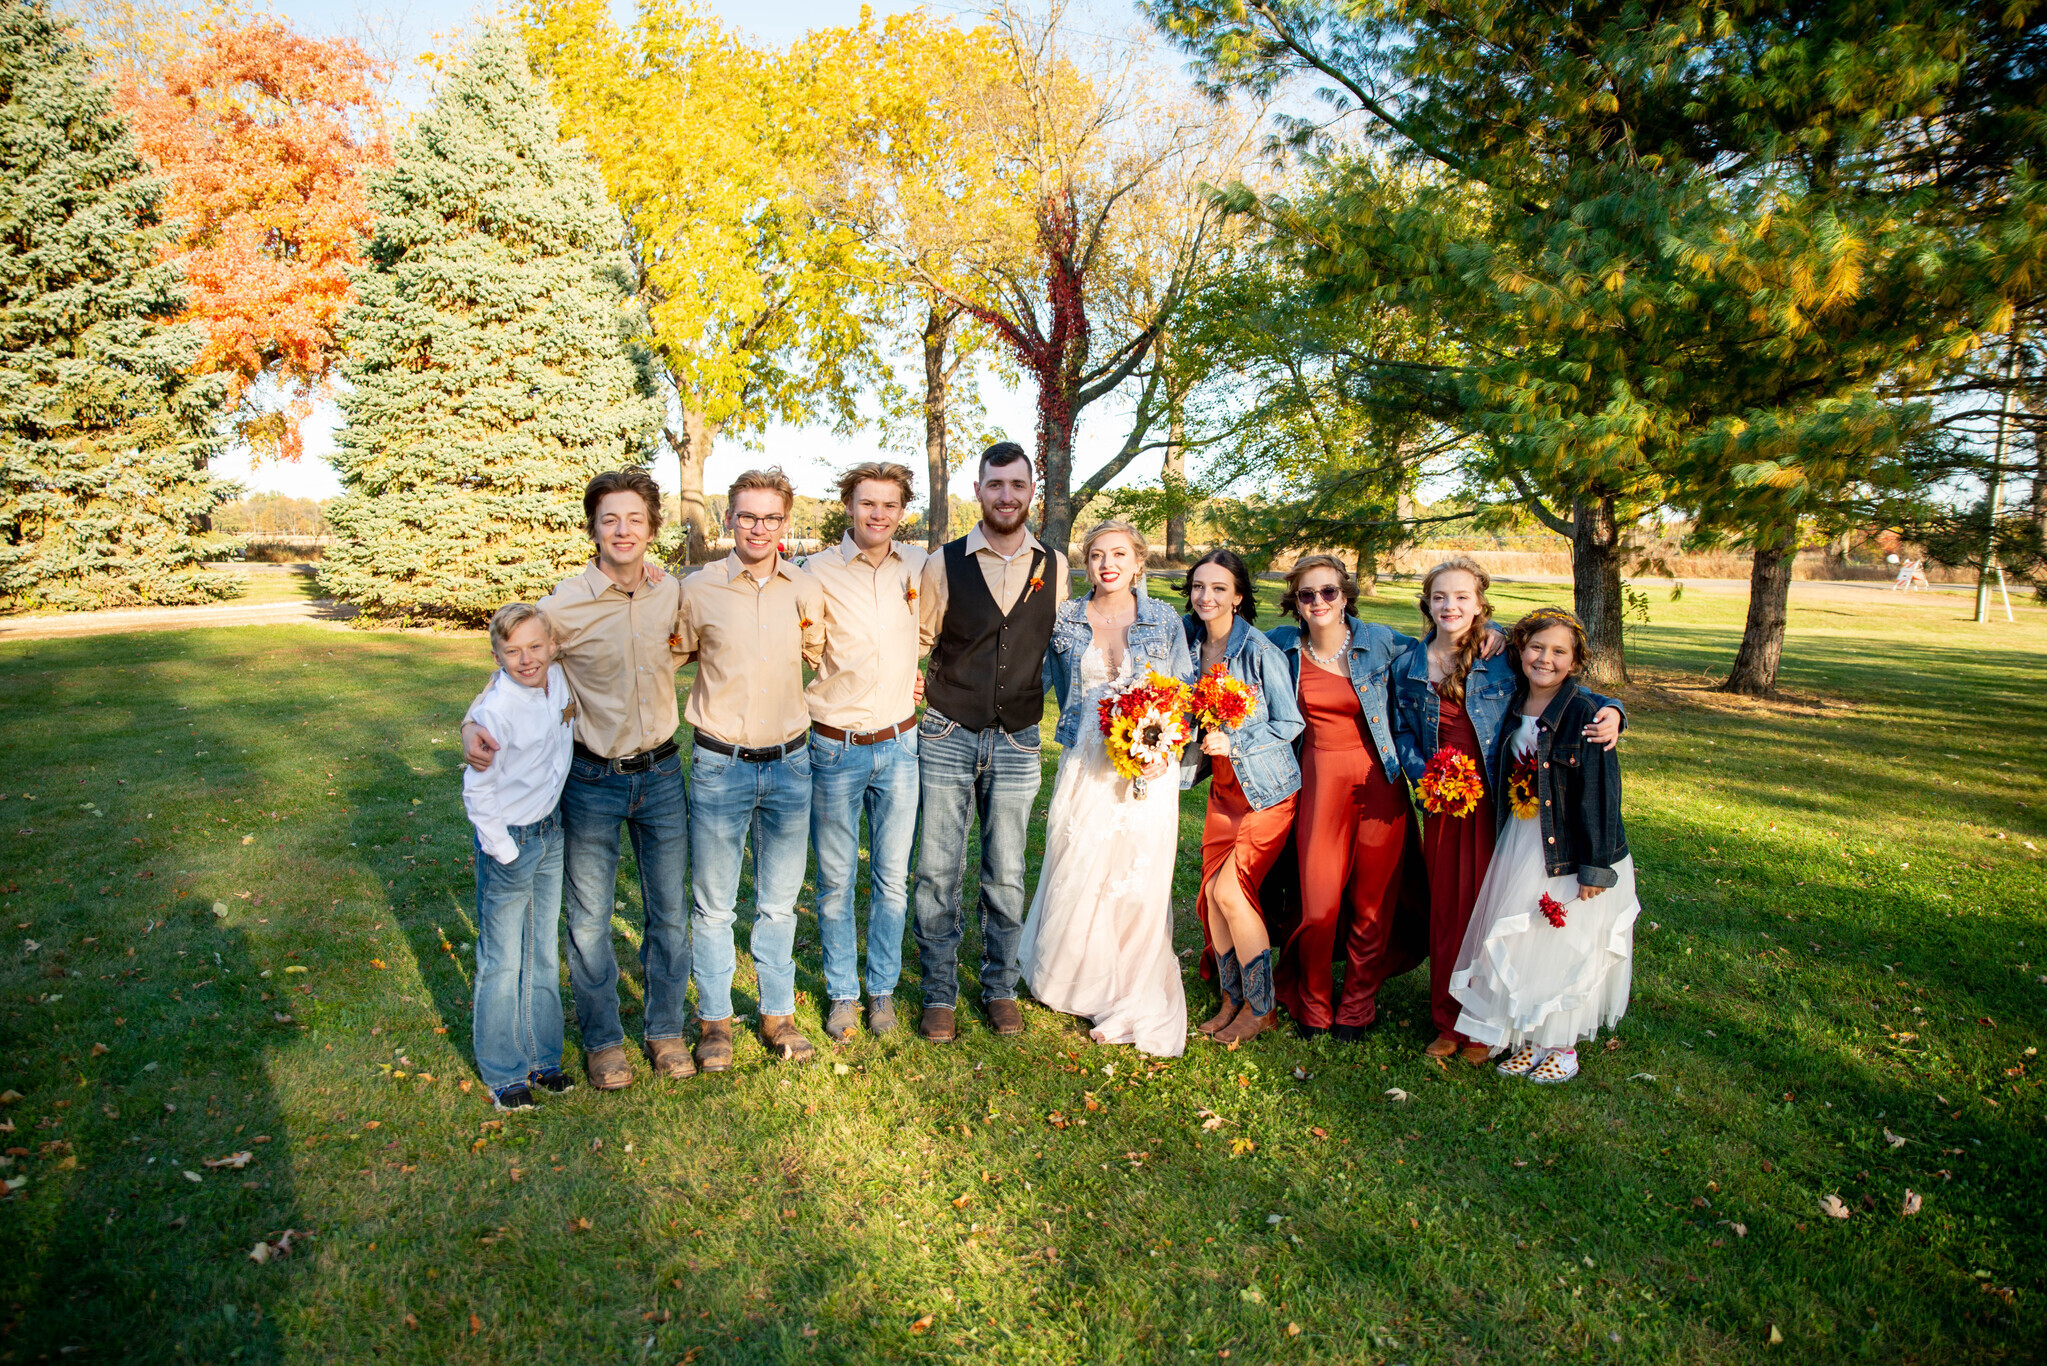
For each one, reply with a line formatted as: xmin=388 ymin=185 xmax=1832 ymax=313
xmin=1304 ymin=637 xmax=1346 ymax=668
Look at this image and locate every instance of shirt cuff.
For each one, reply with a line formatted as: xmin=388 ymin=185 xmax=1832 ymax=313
xmin=1576 ymin=864 xmax=1618 ymax=889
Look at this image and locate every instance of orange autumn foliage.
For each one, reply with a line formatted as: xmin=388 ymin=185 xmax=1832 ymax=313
xmin=119 ymin=20 xmax=390 ymax=459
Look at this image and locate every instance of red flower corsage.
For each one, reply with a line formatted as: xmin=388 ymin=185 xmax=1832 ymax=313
xmin=1027 ymin=575 xmax=1045 ymax=597
xmin=667 ymin=633 xmax=684 ymax=651
xmin=904 ymin=584 xmax=919 ymax=604
xmin=1538 ymin=893 xmax=1569 ymax=928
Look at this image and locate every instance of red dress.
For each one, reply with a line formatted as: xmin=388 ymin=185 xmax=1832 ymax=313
xmin=1194 ymin=753 xmax=1297 ymax=970
xmin=1275 ymin=661 xmax=1411 ymax=1029
xmin=1421 ymin=690 xmax=1498 ymax=1039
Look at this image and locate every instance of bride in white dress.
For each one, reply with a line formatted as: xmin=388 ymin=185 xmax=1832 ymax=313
xmin=1020 ymin=520 xmax=1193 ymax=1057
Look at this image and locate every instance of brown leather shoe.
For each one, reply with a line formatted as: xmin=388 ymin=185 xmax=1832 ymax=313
xmin=584 ymin=1043 xmax=635 ymax=1091
xmin=919 ymin=1004 xmax=957 ymax=1043
xmin=986 ymin=997 xmax=1025 ymax=1037
xmin=760 ymin=1014 xmax=815 ymax=1063
xmin=1197 ymin=998 xmax=1241 ymax=1037
xmin=1424 ymin=1034 xmax=1460 ymax=1059
xmin=643 ymin=1035 xmax=696 ymax=1080
xmin=1458 ymin=1042 xmax=1494 ymax=1067
xmin=1214 ymin=1008 xmax=1277 ymax=1045
xmin=694 ymin=1018 xmax=734 ymax=1073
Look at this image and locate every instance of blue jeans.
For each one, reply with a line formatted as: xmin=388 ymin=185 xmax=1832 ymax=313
xmin=910 ymin=709 xmax=1042 ymax=1009
xmin=560 ymin=750 xmax=691 ymax=1053
xmin=472 ymin=811 xmax=565 ymax=1091
xmin=689 ymin=741 xmax=812 ymax=1020
xmin=810 ymin=729 xmax=920 ymax=1002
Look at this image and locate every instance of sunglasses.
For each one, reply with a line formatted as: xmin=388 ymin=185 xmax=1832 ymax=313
xmin=1295 ymin=585 xmax=1346 ymax=606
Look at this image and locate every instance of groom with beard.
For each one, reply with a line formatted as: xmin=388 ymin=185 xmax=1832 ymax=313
xmin=911 ymin=442 xmax=1068 ymax=1043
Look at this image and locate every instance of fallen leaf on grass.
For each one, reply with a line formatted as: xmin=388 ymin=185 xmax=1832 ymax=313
xmin=951 ymin=1194 xmax=972 ymax=1208
xmin=1310 ymin=1127 xmax=1328 ymax=1140
xmin=1229 ymin=1138 xmax=1256 ymax=1157
xmin=370 ymin=960 xmax=386 ymax=970
xmin=1820 ymin=1195 xmax=1850 ymax=1220
xmin=1902 ymin=1190 xmax=1922 ymax=1216
xmin=204 ymin=1152 xmax=253 ymax=1170
xmin=1883 ymin=1128 xmax=1907 ymax=1149
xmin=403 ymin=1313 xmax=419 ymax=1331
xmin=569 ymin=1216 xmax=592 ymax=1232
xmin=470 ymin=1314 xmax=482 ymax=1335
xmin=459 ymin=1080 xmax=473 ymax=1094
xmin=90 ymin=1043 xmax=107 ymax=1057
xmin=1627 ymin=1073 xmax=1658 ymax=1082
xmin=1768 ymin=1324 xmax=1783 ymax=1345
xmin=1384 ymin=1088 xmax=1411 ymax=1103
xmin=910 ymin=1314 xmax=934 ymax=1333
xmin=1286 ymin=1322 xmax=1302 ymax=1337
xmin=241 ymin=835 xmax=254 ymax=845
xmin=0 ymin=1091 xmax=20 ymax=1106
xmin=182 ymin=1170 xmax=202 ymax=1183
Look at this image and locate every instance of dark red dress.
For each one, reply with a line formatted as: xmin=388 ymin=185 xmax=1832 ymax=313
xmin=1275 ymin=661 xmax=1410 ymax=1029
xmin=1421 ymin=690 xmax=1498 ymax=1039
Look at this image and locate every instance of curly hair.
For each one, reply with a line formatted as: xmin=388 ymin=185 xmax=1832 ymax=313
xmin=1180 ymin=548 xmax=1257 ymax=625
xmin=1507 ymin=606 xmax=1589 ymax=676
xmin=1417 ymin=555 xmax=1494 ymax=705
xmin=1279 ymin=553 xmax=1359 ymax=622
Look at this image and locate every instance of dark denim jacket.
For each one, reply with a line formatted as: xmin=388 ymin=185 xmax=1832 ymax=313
xmin=1391 ymin=631 xmax=1626 ymax=782
xmin=1177 ymin=614 xmax=1305 ymax=811
xmin=1490 ymin=677 xmax=1630 ymax=886
xmin=1045 ymin=591 xmax=1194 ymax=748
xmin=1265 ymin=616 xmax=1412 ymax=778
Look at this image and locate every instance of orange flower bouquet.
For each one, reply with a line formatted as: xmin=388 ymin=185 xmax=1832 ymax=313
xmin=1189 ymin=664 xmax=1255 ymax=733
xmin=1417 ymin=749 xmax=1484 ymax=817
xmin=1096 ymin=668 xmax=1193 ymax=799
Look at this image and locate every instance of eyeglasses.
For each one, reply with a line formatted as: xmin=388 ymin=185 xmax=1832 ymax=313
xmin=733 ymin=512 xmax=787 ymax=532
xmin=1295 ymin=585 xmax=1346 ymax=606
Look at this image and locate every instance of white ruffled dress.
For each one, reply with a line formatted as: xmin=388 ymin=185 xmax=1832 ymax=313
xmin=1448 ymin=715 xmax=1640 ymax=1050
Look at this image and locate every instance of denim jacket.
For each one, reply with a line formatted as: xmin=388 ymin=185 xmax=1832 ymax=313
xmin=1490 ymin=677 xmax=1630 ymax=886
xmin=1045 ymin=591 xmax=1194 ymax=748
xmin=1265 ymin=616 xmax=1412 ymax=778
xmin=1177 ymin=614 xmax=1305 ymax=811
xmin=1390 ymin=631 xmax=1627 ymax=782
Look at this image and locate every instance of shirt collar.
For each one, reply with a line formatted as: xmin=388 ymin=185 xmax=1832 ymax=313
xmin=964 ymin=523 xmax=1043 ymax=560
xmin=719 ymin=551 xmax=794 ymax=586
xmin=836 ymin=533 xmax=902 ymax=566
xmin=579 ymin=561 xmax=650 ymax=598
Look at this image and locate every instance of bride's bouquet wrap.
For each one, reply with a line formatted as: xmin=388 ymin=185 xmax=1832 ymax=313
xmin=1096 ymin=668 xmax=1194 ymax=798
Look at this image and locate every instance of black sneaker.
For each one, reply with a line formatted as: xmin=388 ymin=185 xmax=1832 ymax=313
xmin=528 ymin=1066 xmax=575 ymax=1095
xmin=492 ymin=1082 xmax=537 ymax=1112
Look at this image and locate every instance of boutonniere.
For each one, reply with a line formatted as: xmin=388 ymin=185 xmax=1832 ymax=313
xmin=1026 ymin=574 xmax=1045 ymax=598
xmin=799 ymin=614 xmax=814 ymax=630
xmin=904 ymin=583 xmax=919 ymax=606
xmin=667 ymin=633 xmax=684 ymax=651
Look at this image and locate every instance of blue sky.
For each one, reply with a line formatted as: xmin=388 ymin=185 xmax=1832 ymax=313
xmin=218 ymin=0 xmax=1163 ymax=508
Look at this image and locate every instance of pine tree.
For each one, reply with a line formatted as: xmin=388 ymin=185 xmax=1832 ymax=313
xmin=0 ymin=0 xmax=235 ymax=612
xmin=322 ymin=25 xmax=659 ymax=623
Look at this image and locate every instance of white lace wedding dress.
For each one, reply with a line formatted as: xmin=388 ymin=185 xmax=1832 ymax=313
xmin=1019 ymin=643 xmax=1188 ymax=1057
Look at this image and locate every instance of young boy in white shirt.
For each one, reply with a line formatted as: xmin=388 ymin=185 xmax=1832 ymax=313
xmin=463 ymin=603 xmax=577 ymax=1111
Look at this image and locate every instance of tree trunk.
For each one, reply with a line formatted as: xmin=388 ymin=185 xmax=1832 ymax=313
xmin=1037 ymin=391 xmax=1078 ymax=556
xmin=1164 ymin=388 xmax=1187 ymax=563
xmin=1572 ymin=493 xmax=1628 ymax=687
xmin=923 ymin=307 xmax=951 ymax=550
xmin=1721 ymin=529 xmax=1795 ymax=696
xmin=1353 ymin=543 xmax=1379 ymax=596
xmin=670 ymin=407 xmax=716 ymax=563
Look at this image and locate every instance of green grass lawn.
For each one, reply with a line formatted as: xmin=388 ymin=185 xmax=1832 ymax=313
xmin=2 ymin=580 xmax=2042 ymax=1364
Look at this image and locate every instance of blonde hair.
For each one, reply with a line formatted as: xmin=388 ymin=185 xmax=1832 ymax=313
xmin=728 ymin=466 xmax=796 ymax=512
xmin=837 ymin=461 xmax=916 ymax=506
xmin=1417 ymin=555 xmax=1495 ymax=705
xmin=1080 ymin=518 xmax=1149 ymax=571
xmin=489 ymin=602 xmax=551 ymax=652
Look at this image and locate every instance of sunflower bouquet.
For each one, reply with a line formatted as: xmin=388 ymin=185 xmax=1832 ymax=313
xmin=1505 ymin=746 xmax=1540 ymax=819
xmin=1097 ymin=668 xmax=1194 ymax=799
xmin=1189 ymin=663 xmax=1255 ymax=733
xmin=1417 ymin=748 xmax=1485 ymax=817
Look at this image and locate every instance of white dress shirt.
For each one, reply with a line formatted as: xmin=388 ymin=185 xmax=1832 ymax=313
xmin=462 ymin=664 xmax=575 ymax=864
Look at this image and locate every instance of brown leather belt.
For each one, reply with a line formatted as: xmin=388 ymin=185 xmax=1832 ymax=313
xmin=811 ymin=714 xmax=918 ymax=746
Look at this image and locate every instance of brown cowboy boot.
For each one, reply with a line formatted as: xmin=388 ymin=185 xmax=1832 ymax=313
xmin=1198 ymin=949 xmax=1244 ymax=1037
xmin=693 ymin=1018 xmax=734 ymax=1073
xmin=1215 ymin=949 xmax=1279 ymax=1044
xmin=760 ymin=1014 xmax=815 ymax=1063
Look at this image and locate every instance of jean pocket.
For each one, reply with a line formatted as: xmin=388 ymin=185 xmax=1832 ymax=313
xmin=919 ymin=711 xmax=957 ymax=741
xmin=688 ymin=746 xmax=732 ymax=782
xmin=810 ymin=734 xmax=847 ymax=769
xmin=1001 ymin=725 xmax=1043 ymax=755
xmin=568 ymin=756 xmax=608 ymax=784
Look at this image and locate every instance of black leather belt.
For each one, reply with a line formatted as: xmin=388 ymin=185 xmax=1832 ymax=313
xmin=811 ymin=715 xmax=918 ymax=746
xmin=573 ymin=739 xmax=677 ymax=774
xmin=693 ymin=731 xmax=808 ymax=763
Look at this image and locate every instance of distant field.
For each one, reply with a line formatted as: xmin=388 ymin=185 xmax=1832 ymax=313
xmin=1 ymin=582 xmax=2041 ymax=1364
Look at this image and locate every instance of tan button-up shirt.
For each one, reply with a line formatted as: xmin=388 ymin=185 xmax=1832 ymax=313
xmin=673 ymin=553 xmax=825 ymax=749
xmin=530 ymin=563 xmax=683 ymax=760
xmin=916 ymin=523 xmax=1069 ymax=650
xmin=801 ymin=534 xmax=928 ymax=732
